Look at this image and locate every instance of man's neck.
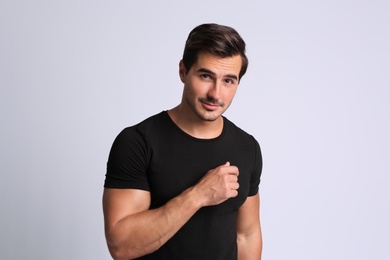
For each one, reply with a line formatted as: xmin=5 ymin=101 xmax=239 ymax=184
xmin=167 ymin=105 xmax=224 ymax=139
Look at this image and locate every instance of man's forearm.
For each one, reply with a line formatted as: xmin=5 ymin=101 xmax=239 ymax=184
xmin=105 ymin=187 xmax=202 ymax=260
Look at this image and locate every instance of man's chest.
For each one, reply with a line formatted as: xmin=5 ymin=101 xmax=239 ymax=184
xmin=146 ymin=140 xmax=253 ymax=210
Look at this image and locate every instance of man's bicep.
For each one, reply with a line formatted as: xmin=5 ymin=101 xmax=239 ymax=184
xmin=237 ymin=193 xmax=260 ymax=235
xmin=103 ymin=188 xmax=151 ymax=228
xmin=237 ymin=193 xmax=262 ymax=259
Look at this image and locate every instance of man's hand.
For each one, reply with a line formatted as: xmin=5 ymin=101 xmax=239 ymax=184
xmin=193 ymin=161 xmax=240 ymax=207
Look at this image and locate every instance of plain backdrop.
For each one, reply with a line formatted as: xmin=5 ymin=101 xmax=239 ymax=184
xmin=1 ymin=0 xmax=389 ymax=259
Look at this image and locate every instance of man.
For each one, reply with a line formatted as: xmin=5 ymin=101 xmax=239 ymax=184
xmin=103 ymin=23 xmax=263 ymax=260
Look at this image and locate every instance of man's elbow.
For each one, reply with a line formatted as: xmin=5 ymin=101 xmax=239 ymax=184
xmin=109 ymin=243 xmax=147 ymax=260
xmin=107 ymin=243 xmax=129 ymax=260
xmin=106 ymin=238 xmax=161 ymax=259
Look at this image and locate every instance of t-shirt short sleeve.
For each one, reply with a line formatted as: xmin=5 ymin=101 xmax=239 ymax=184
xmin=248 ymin=137 xmax=262 ymax=196
xmin=104 ymin=126 xmax=150 ymax=191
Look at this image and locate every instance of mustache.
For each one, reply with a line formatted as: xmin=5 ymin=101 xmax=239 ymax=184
xmin=199 ymin=97 xmax=225 ymax=107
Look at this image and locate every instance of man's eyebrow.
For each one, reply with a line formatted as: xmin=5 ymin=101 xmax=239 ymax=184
xmin=197 ymin=68 xmax=216 ymax=76
xmin=225 ymin=74 xmax=238 ymax=81
xmin=197 ymin=68 xmax=238 ymax=80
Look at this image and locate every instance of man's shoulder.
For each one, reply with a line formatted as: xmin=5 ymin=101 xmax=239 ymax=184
xmin=223 ymin=117 xmax=256 ymax=141
xmin=112 ymin=111 xmax=168 ymax=145
xmin=121 ymin=111 xmax=168 ymax=133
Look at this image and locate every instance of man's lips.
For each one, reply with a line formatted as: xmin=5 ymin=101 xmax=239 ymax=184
xmin=200 ymin=99 xmax=224 ymax=111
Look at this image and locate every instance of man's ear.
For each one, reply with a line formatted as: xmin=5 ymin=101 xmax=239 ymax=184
xmin=179 ymin=60 xmax=187 ymax=83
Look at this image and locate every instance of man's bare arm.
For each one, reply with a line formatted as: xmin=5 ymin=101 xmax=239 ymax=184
xmin=237 ymin=193 xmax=262 ymax=260
xmin=103 ymin=162 xmax=239 ymax=259
xmin=103 ymin=187 xmax=201 ymax=259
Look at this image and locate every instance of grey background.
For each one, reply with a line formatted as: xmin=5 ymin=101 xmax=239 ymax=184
xmin=1 ymin=0 xmax=389 ymax=259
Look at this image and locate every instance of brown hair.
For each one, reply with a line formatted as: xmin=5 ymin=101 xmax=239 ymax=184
xmin=182 ymin=23 xmax=248 ymax=80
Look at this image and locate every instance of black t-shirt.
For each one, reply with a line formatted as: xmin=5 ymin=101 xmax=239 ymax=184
xmin=105 ymin=111 xmax=262 ymax=260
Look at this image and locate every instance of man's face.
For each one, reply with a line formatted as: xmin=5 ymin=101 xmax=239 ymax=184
xmin=179 ymin=52 xmax=242 ymax=122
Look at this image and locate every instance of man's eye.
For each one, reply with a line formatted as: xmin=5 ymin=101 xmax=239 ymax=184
xmin=201 ymin=74 xmax=210 ymax=79
xmin=225 ymin=78 xmax=235 ymax=84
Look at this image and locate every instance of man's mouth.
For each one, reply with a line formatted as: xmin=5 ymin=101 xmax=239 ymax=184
xmin=199 ymin=98 xmax=224 ymax=111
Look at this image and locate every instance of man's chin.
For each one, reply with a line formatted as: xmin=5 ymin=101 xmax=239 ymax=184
xmin=198 ymin=111 xmax=223 ymax=122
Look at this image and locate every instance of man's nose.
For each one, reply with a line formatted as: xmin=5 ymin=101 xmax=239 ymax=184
xmin=207 ymin=81 xmax=221 ymax=100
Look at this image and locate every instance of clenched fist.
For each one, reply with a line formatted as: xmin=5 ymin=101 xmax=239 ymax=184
xmin=193 ymin=162 xmax=239 ymax=207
